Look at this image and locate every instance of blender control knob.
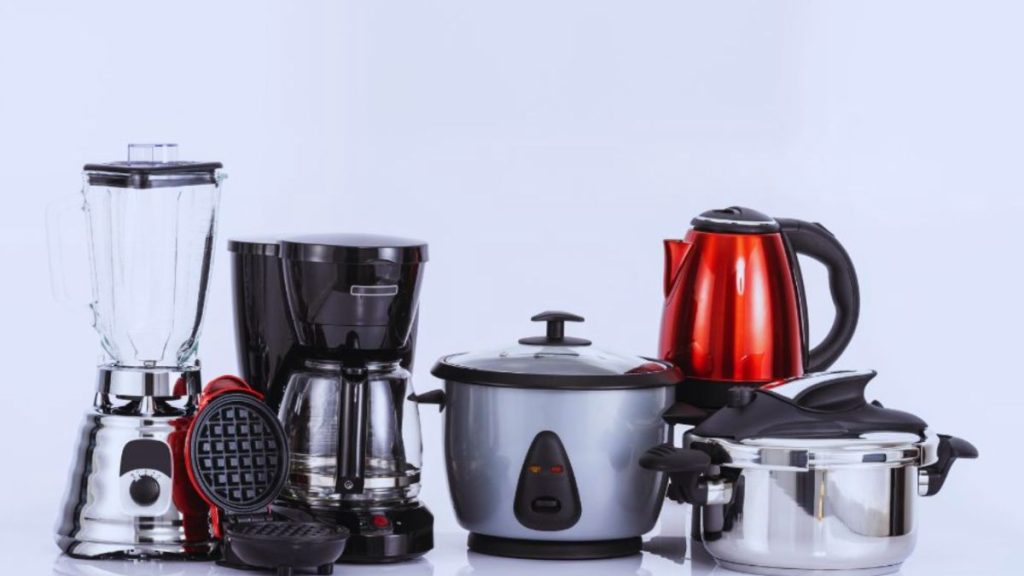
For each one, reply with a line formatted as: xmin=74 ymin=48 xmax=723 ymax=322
xmin=129 ymin=475 xmax=161 ymax=506
xmin=727 ymin=387 xmax=756 ymax=408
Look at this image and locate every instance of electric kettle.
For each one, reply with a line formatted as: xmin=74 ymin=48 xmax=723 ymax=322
xmin=660 ymin=206 xmax=859 ymax=413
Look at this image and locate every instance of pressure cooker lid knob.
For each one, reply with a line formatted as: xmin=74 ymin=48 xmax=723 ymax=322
xmin=518 ymin=311 xmax=592 ymax=347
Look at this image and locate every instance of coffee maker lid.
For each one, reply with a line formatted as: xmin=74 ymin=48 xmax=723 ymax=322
xmin=691 ymin=206 xmax=780 ymax=234
xmin=84 ymin=144 xmax=222 ymax=189
xmin=228 ymin=237 xmax=282 ymax=257
xmin=280 ymin=233 xmax=428 ymax=265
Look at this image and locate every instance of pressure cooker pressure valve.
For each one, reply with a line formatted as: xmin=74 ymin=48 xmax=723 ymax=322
xmin=519 ymin=311 xmax=593 ymax=347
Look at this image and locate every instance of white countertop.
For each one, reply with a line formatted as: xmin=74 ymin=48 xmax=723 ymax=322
xmin=7 ymin=507 xmax=1015 ymax=576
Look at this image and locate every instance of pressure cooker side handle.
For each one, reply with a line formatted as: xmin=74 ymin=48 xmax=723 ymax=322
xmin=640 ymin=444 xmax=721 ymax=505
xmin=408 ymin=389 xmax=447 ymax=412
xmin=919 ymin=434 xmax=978 ymax=497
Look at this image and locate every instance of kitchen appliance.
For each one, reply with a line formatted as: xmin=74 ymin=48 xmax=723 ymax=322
xmin=228 ymin=238 xmax=420 ymax=410
xmin=425 ymin=311 xmax=682 ymax=560
xmin=183 ymin=375 xmax=349 ymax=576
xmin=641 ymin=370 xmax=977 ymax=576
xmin=661 ymin=206 xmax=860 ymax=414
xmin=55 ymin=144 xmax=224 ymax=559
xmin=233 ymin=234 xmax=434 ymax=563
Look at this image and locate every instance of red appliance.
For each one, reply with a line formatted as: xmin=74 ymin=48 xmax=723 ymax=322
xmin=660 ymin=207 xmax=859 ymax=411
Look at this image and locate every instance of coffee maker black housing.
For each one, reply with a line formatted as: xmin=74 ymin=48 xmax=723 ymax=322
xmin=229 ymin=236 xmax=422 ymax=410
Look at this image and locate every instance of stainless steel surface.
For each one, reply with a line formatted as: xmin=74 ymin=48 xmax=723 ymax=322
xmin=686 ymin=432 xmax=936 ymax=575
xmin=56 ymin=371 xmax=213 ymax=559
xmin=96 ymin=366 xmax=202 ymax=398
xmin=278 ymin=360 xmax=423 ymax=507
xmin=442 ymin=380 xmax=673 ymax=541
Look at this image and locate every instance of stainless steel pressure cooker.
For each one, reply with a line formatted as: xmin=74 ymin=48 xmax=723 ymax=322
xmin=641 ymin=370 xmax=978 ymax=576
xmin=417 ymin=311 xmax=682 ymax=560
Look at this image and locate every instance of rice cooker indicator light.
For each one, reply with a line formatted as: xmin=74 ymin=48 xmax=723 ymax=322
xmin=528 ymin=465 xmax=542 ymax=474
xmin=550 ymin=465 xmax=564 ymax=474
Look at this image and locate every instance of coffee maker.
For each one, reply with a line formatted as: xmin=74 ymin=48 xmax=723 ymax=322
xmin=56 ymin=144 xmax=225 ymax=558
xmin=229 ymin=234 xmax=433 ymax=563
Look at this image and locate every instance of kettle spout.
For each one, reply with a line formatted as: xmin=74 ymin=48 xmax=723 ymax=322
xmin=664 ymin=239 xmax=692 ymax=297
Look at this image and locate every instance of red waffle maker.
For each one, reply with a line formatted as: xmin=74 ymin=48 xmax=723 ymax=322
xmin=185 ymin=376 xmax=349 ymax=575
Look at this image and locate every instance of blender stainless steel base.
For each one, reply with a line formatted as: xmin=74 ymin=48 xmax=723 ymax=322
xmin=56 ymin=367 xmax=215 ymax=559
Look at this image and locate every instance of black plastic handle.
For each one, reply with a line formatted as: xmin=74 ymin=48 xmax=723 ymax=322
xmin=408 ymin=389 xmax=447 ymax=412
xmin=777 ymin=218 xmax=860 ymax=373
xmin=519 ymin=311 xmax=592 ymax=346
xmin=661 ymin=402 xmax=710 ymax=427
xmin=920 ymin=434 xmax=978 ymax=497
xmin=639 ymin=444 xmax=712 ymax=504
xmin=336 ymin=368 xmax=368 ymax=494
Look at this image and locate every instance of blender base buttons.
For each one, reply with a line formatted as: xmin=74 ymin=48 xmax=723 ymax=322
xmin=467 ymin=533 xmax=642 ymax=560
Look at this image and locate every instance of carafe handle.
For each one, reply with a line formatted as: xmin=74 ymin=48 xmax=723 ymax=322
xmin=336 ymin=368 xmax=369 ymax=494
xmin=777 ymin=218 xmax=860 ymax=373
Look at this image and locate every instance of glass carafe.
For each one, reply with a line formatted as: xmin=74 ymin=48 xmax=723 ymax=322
xmin=278 ymin=360 xmax=423 ymax=507
xmin=83 ymin=144 xmax=224 ymax=368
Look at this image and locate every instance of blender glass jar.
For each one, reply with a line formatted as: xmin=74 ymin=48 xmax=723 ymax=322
xmin=83 ymin=144 xmax=225 ymax=369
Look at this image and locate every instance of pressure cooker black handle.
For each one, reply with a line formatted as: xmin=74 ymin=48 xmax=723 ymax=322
xmin=919 ymin=434 xmax=978 ymax=497
xmin=661 ymin=402 xmax=710 ymax=427
xmin=408 ymin=389 xmax=446 ymax=412
xmin=777 ymin=218 xmax=860 ymax=373
xmin=640 ymin=444 xmax=712 ymax=504
xmin=519 ymin=310 xmax=592 ymax=346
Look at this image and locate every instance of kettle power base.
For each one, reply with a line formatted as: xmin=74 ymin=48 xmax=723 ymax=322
xmin=467 ymin=533 xmax=642 ymax=560
xmin=716 ymin=560 xmax=902 ymax=576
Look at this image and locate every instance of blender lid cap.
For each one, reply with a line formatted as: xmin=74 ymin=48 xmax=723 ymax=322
xmin=691 ymin=206 xmax=780 ymax=234
xmin=280 ymin=233 xmax=428 ymax=264
xmin=187 ymin=393 xmax=289 ymax=515
xmin=228 ymin=237 xmax=282 ymax=257
xmin=692 ymin=370 xmax=930 ymax=441
xmin=84 ymin=144 xmax=222 ymax=189
xmin=432 ymin=310 xmax=681 ymax=390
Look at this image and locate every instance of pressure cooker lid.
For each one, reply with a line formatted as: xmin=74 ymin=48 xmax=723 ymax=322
xmin=692 ymin=370 xmax=929 ymax=441
xmin=431 ymin=311 xmax=680 ymax=390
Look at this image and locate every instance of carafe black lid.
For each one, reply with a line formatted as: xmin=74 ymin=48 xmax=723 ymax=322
xmin=280 ymin=234 xmax=428 ymax=265
xmin=691 ymin=206 xmax=780 ymax=234
xmin=692 ymin=371 xmax=929 ymax=440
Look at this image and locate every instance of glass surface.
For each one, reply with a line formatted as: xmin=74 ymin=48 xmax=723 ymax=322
xmin=83 ymin=151 xmax=222 ymax=368
xmin=278 ymin=361 xmax=422 ymax=507
xmin=447 ymin=343 xmax=664 ymax=376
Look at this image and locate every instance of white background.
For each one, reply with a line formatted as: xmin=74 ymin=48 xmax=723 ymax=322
xmin=1 ymin=1 xmax=1021 ymax=574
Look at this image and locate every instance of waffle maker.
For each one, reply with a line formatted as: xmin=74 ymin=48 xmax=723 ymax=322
xmin=185 ymin=376 xmax=350 ymax=575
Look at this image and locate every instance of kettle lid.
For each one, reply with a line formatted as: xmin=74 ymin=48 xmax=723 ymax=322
xmin=691 ymin=206 xmax=780 ymax=234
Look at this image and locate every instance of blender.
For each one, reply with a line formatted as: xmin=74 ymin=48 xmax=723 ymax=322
xmin=55 ymin=144 xmax=225 ymax=559
xmin=228 ymin=234 xmax=434 ymax=563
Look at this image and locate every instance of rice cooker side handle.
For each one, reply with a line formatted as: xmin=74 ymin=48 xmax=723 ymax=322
xmin=409 ymin=389 xmax=447 ymax=412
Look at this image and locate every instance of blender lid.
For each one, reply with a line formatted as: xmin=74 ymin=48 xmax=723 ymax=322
xmin=691 ymin=206 xmax=780 ymax=234
xmin=84 ymin=144 xmax=222 ymax=189
xmin=692 ymin=370 xmax=930 ymax=441
xmin=227 ymin=237 xmax=282 ymax=257
xmin=431 ymin=311 xmax=681 ymax=390
xmin=187 ymin=393 xmax=289 ymax=515
xmin=280 ymin=233 xmax=428 ymax=265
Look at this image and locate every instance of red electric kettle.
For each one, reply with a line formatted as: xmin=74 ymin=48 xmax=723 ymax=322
xmin=660 ymin=206 xmax=859 ymax=411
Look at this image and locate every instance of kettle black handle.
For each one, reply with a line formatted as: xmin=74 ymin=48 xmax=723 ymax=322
xmin=777 ymin=218 xmax=860 ymax=373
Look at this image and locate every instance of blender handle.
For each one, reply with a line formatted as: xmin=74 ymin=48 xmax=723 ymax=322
xmin=45 ymin=198 xmax=85 ymax=302
xmin=777 ymin=218 xmax=860 ymax=373
xmin=336 ymin=368 xmax=369 ymax=494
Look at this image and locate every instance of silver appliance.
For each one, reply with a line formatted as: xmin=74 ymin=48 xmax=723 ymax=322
xmin=55 ymin=144 xmax=225 ymax=559
xmin=425 ymin=311 xmax=681 ymax=559
xmin=643 ymin=370 xmax=978 ymax=575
